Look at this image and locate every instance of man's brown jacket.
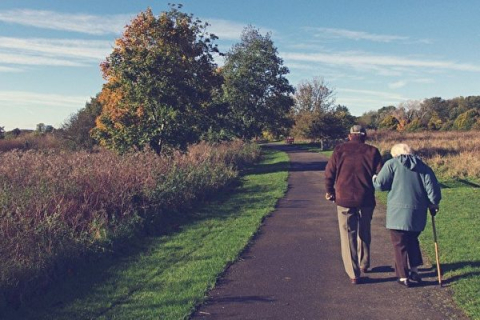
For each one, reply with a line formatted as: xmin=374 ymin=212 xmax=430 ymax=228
xmin=325 ymin=137 xmax=382 ymax=208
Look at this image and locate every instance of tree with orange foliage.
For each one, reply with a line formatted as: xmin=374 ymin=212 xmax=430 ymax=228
xmin=92 ymin=5 xmax=222 ymax=154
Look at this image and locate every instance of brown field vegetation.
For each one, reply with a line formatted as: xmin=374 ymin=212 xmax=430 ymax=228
xmin=368 ymin=130 xmax=480 ymax=179
xmin=0 ymin=141 xmax=260 ymax=305
xmin=0 ymin=133 xmax=64 ymax=152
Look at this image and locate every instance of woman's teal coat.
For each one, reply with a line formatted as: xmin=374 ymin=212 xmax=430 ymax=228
xmin=373 ymin=155 xmax=442 ymax=232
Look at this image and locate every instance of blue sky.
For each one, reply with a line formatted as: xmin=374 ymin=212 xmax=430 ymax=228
xmin=1 ymin=0 xmax=479 ymax=130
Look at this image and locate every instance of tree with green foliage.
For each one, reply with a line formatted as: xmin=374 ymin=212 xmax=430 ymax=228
xmin=221 ymin=26 xmax=294 ymax=139
xmin=464 ymin=95 xmax=480 ymax=110
xmin=427 ymin=112 xmax=443 ymax=130
xmin=294 ymin=77 xmax=335 ymax=114
xmin=36 ymin=123 xmax=46 ymax=133
xmin=359 ymin=105 xmax=396 ymax=130
xmin=421 ymin=97 xmax=447 ymax=119
xmin=453 ymin=109 xmax=478 ymax=130
xmin=333 ymin=105 xmax=356 ymax=131
xmin=291 ymin=78 xmax=353 ymax=140
xmin=0 ymin=126 xmax=4 ymax=139
xmin=379 ymin=115 xmax=399 ymax=130
xmin=309 ymin=111 xmax=351 ymax=140
xmin=35 ymin=123 xmax=54 ymax=134
xmin=12 ymin=128 xmax=21 ymax=137
xmin=292 ymin=78 xmax=331 ymax=138
xmin=404 ymin=118 xmax=422 ymax=132
xmin=357 ymin=110 xmax=379 ymax=129
xmin=62 ymin=95 xmax=103 ymax=149
xmin=92 ymin=5 xmax=221 ymax=154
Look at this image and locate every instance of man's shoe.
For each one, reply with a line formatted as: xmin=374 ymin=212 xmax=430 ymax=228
xmin=397 ymin=278 xmax=411 ymax=287
xmin=409 ymin=272 xmax=422 ymax=283
xmin=360 ymin=268 xmax=369 ymax=274
xmin=351 ymin=277 xmax=362 ymax=285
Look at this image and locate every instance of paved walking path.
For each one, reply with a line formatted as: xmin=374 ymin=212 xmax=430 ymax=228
xmin=192 ymin=145 xmax=468 ymax=320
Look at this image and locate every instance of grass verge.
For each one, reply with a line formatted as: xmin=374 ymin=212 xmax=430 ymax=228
xmin=2 ymin=147 xmax=289 ymax=320
xmin=376 ymin=179 xmax=480 ymax=319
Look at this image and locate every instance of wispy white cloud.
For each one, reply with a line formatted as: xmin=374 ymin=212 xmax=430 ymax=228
xmin=0 ymin=52 xmax=86 ymax=67
xmin=388 ymin=80 xmax=407 ymax=89
xmin=387 ymin=78 xmax=435 ymax=89
xmin=0 ymin=91 xmax=89 ymax=108
xmin=412 ymin=78 xmax=435 ymax=84
xmin=307 ymin=27 xmax=432 ymax=44
xmin=0 ymin=37 xmax=112 ymax=61
xmin=0 ymin=37 xmax=113 ymax=69
xmin=0 ymin=9 xmax=252 ymax=41
xmin=0 ymin=9 xmax=131 ymax=35
xmin=337 ymin=88 xmax=409 ymax=114
xmin=206 ymin=18 xmax=246 ymax=40
xmin=338 ymin=88 xmax=408 ymax=101
xmin=311 ymin=27 xmax=409 ymax=43
xmin=282 ymin=51 xmax=480 ymax=74
xmin=0 ymin=65 xmax=23 ymax=72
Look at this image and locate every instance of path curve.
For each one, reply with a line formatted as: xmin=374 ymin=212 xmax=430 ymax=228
xmin=192 ymin=145 xmax=468 ymax=320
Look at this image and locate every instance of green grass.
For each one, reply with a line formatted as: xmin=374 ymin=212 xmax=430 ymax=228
xmin=376 ymin=180 xmax=480 ymax=319
xmin=2 ymin=148 xmax=289 ymax=320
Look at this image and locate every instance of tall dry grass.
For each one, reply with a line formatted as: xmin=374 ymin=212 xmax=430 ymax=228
xmin=368 ymin=130 xmax=480 ymax=179
xmin=0 ymin=134 xmax=64 ymax=152
xmin=0 ymin=140 xmax=260 ymax=305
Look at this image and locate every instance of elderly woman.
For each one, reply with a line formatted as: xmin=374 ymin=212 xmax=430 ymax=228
xmin=373 ymin=143 xmax=441 ymax=287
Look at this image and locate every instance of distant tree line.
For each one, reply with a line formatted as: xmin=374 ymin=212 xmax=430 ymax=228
xmin=357 ymin=96 xmax=480 ymax=132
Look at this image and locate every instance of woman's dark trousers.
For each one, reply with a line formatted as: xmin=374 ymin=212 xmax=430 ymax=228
xmin=389 ymin=229 xmax=423 ymax=278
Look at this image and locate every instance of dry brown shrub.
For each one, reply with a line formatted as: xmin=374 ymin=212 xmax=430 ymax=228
xmin=0 ymin=140 xmax=260 ymax=302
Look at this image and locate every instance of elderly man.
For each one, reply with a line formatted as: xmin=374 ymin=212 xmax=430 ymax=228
xmin=324 ymin=125 xmax=383 ymax=284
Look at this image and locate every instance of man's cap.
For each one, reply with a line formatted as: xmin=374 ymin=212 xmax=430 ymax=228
xmin=350 ymin=125 xmax=366 ymax=135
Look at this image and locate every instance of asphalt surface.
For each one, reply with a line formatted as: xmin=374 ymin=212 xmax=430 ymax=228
xmin=192 ymin=145 xmax=469 ymax=320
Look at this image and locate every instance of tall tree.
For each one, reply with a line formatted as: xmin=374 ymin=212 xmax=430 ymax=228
xmin=92 ymin=5 xmax=221 ymax=154
xmin=394 ymin=100 xmax=423 ymax=131
xmin=419 ymin=97 xmax=448 ymax=125
xmin=62 ymin=95 xmax=103 ymax=149
xmin=35 ymin=123 xmax=46 ymax=133
xmin=221 ymin=26 xmax=294 ymax=139
xmin=291 ymin=78 xmax=352 ymax=140
xmin=453 ymin=109 xmax=478 ymax=130
xmin=294 ymin=77 xmax=335 ymax=114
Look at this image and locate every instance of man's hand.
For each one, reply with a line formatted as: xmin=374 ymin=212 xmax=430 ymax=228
xmin=325 ymin=193 xmax=335 ymax=201
xmin=429 ymin=204 xmax=439 ymax=216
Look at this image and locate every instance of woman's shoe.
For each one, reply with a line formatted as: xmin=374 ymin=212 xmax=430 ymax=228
xmin=409 ymin=272 xmax=422 ymax=283
xmin=397 ymin=278 xmax=411 ymax=287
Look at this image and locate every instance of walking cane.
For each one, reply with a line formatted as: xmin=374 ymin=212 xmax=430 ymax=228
xmin=430 ymin=208 xmax=442 ymax=286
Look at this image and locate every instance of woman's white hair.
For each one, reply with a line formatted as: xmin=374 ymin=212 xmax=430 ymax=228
xmin=390 ymin=143 xmax=413 ymax=157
